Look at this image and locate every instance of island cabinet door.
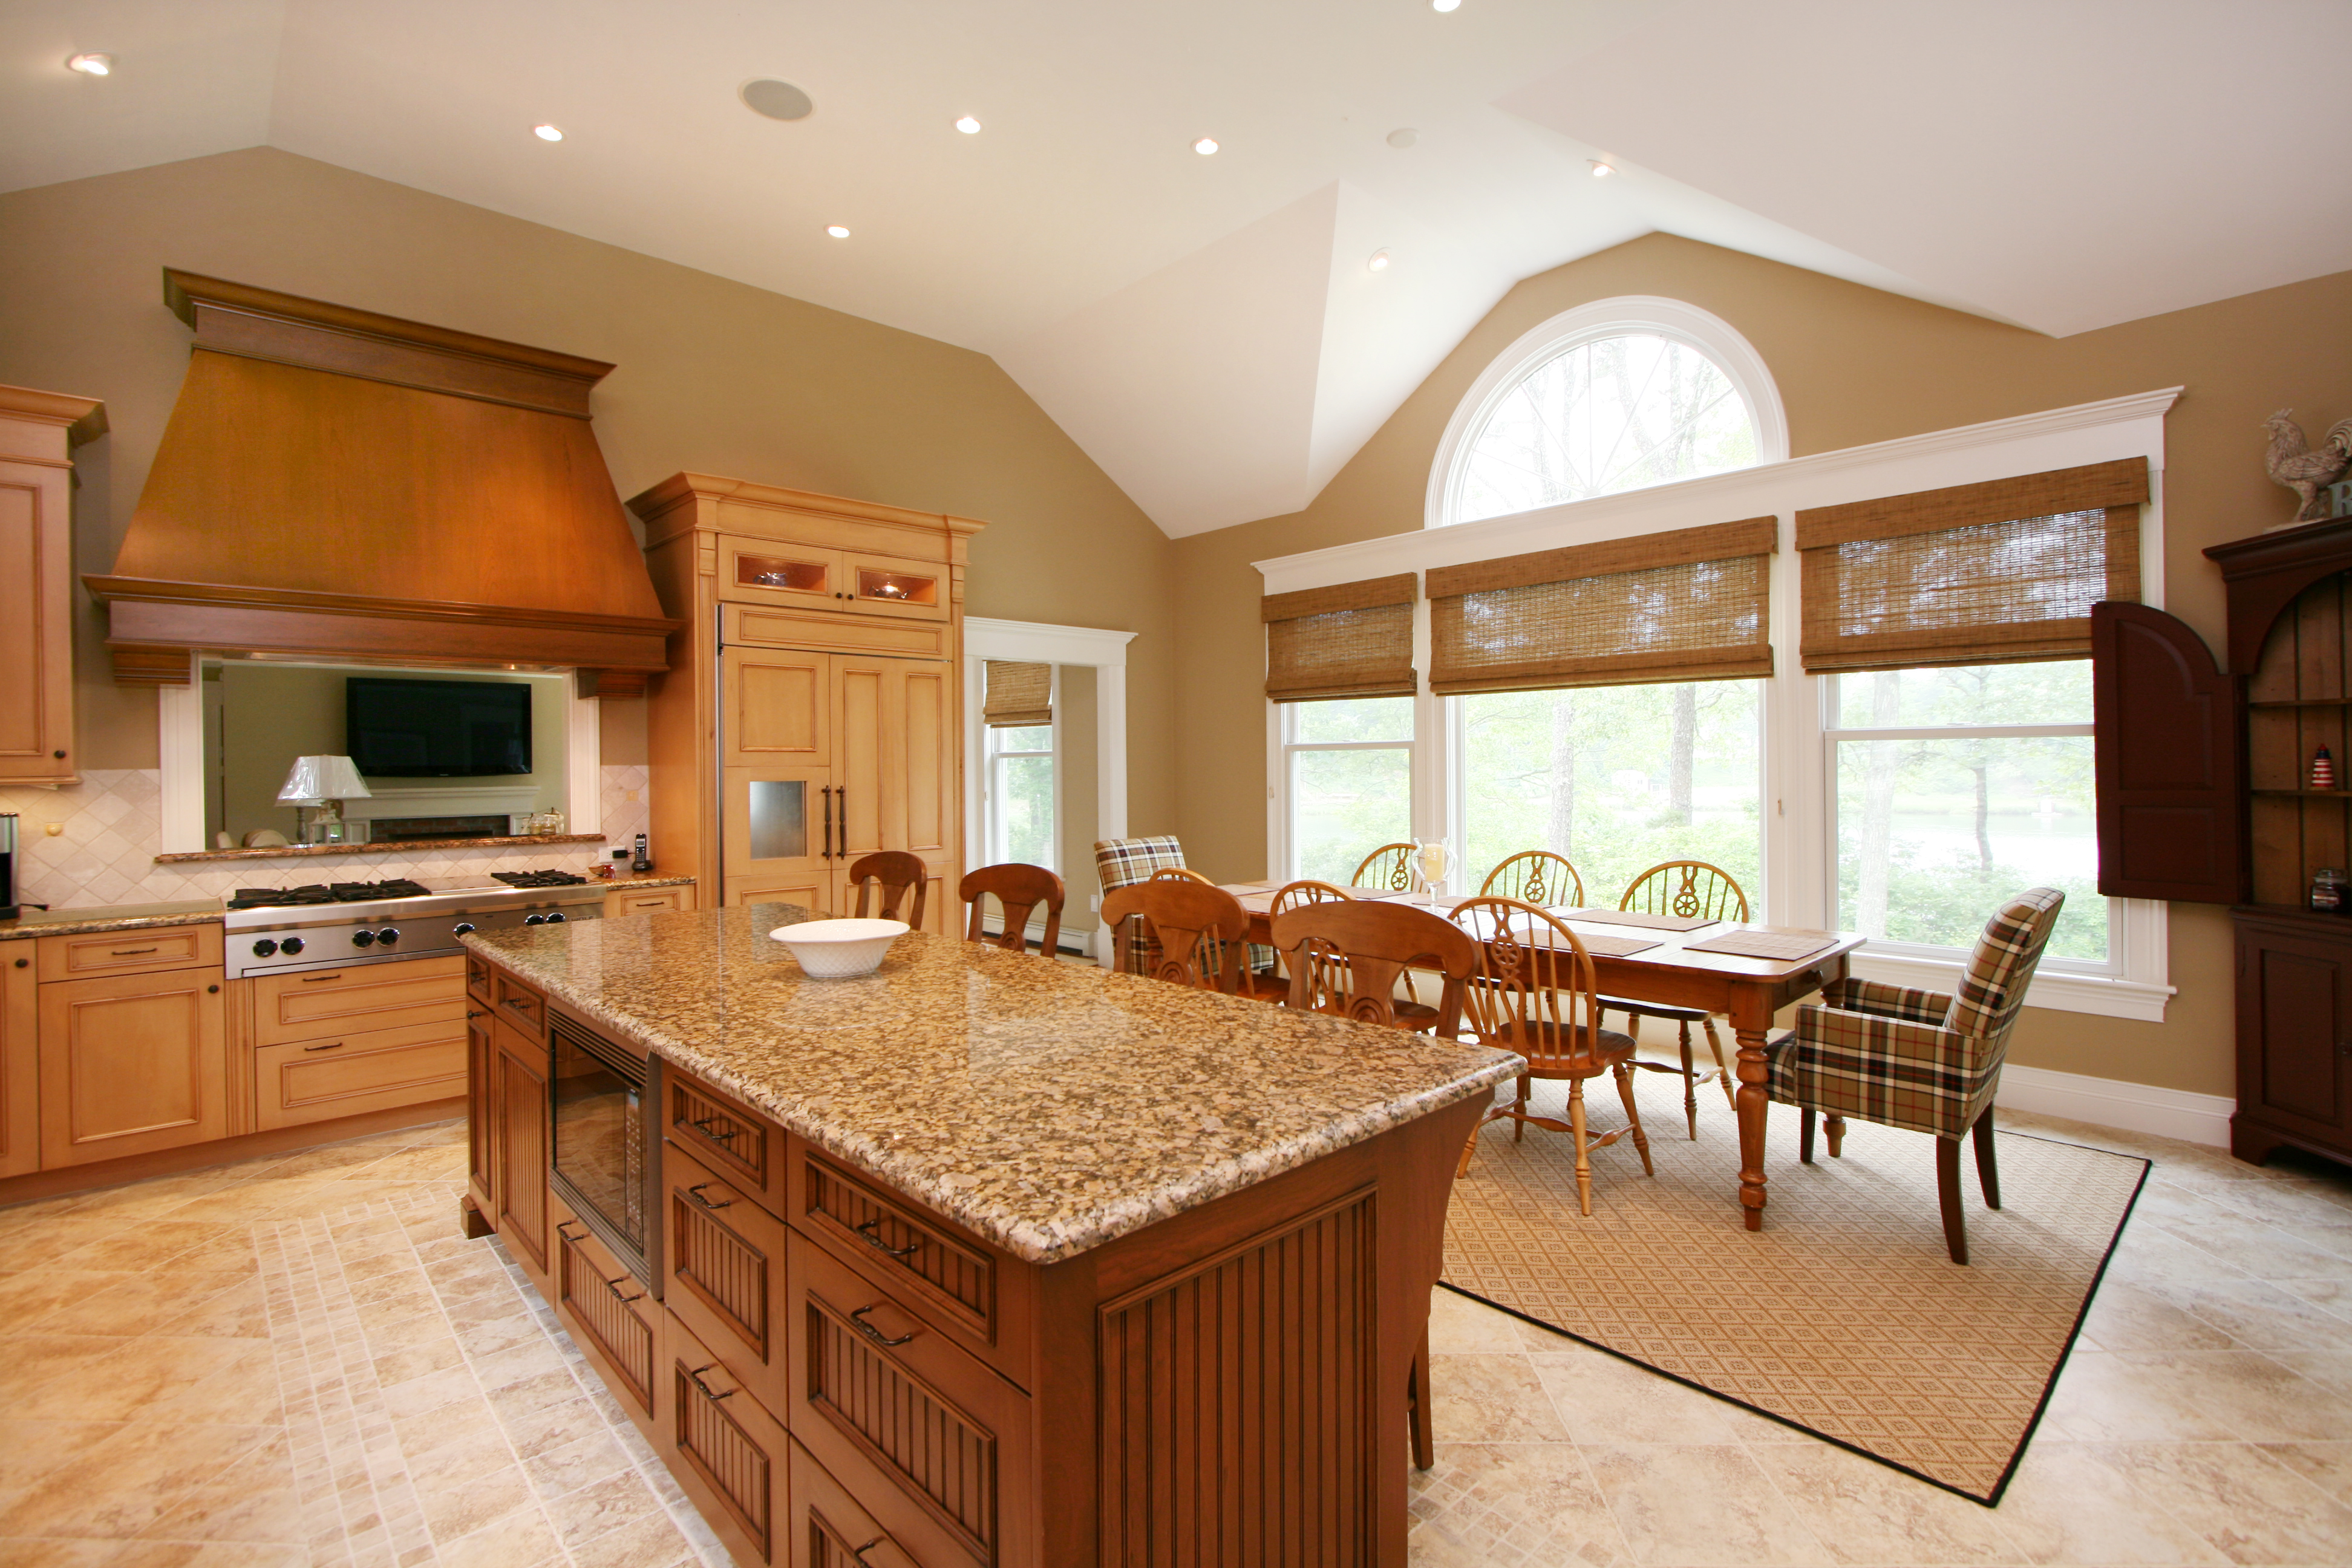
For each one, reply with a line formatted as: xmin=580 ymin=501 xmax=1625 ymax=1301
xmin=664 ymin=1137 xmax=791 ymax=1417
xmin=786 ymin=1230 xmax=1031 ymax=1568
xmin=492 ymin=1018 xmax=552 ymax=1295
xmin=550 ymin=1190 xmax=660 ymax=1443
xmin=789 ymin=1436 xmax=932 ymax=1568
xmin=465 ymin=1002 xmax=496 ymax=1216
xmin=37 ymin=966 xmax=227 ymax=1168
xmin=2 ymin=953 xmax=36 ymax=1178
xmin=662 ymin=1307 xmax=791 ymax=1567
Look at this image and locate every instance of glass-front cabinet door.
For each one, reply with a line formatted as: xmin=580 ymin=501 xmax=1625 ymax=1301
xmin=841 ymin=552 xmax=947 ymax=622
xmin=722 ymin=768 xmax=836 ymax=911
xmin=720 ymin=535 xmax=845 ymax=612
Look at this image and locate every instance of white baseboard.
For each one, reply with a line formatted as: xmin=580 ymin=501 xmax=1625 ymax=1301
xmin=1997 ymin=1063 xmax=2233 ymax=1148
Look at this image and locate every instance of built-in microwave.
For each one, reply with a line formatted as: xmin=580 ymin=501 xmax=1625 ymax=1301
xmin=547 ymin=1006 xmax=657 ymax=1286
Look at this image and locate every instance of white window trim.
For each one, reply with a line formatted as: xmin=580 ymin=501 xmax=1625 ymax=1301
xmin=1425 ymin=296 xmax=1791 ymax=532
xmin=1261 ymin=385 xmax=2184 ymax=1022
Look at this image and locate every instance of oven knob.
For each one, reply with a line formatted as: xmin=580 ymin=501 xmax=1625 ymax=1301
xmin=280 ymin=936 xmax=304 ymax=956
xmin=545 ymin=912 xmax=567 ymax=924
xmin=524 ymin=913 xmax=546 ymax=926
xmin=376 ymin=928 xmax=399 ymax=945
xmin=452 ymin=921 xmax=475 ymax=936
xmin=251 ymin=939 xmax=279 ymax=957
xmin=352 ymin=930 xmax=377 ymax=947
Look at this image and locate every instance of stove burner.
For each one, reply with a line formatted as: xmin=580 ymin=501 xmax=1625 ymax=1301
xmin=492 ymin=870 xmax=590 ymax=888
xmin=226 ymin=878 xmax=435 ymax=910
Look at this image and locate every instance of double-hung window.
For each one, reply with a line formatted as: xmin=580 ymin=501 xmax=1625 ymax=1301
xmin=981 ymin=661 xmax=1056 ymax=870
xmin=1264 ymin=574 xmax=1419 ymax=883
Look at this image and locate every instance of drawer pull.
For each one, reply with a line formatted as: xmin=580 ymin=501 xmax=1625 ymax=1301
xmin=851 ymin=1539 xmax=886 ymax=1566
xmin=301 ymin=973 xmax=345 ymax=984
xmin=108 ymin=946 xmax=159 ymax=956
xmin=684 ymin=1183 xmax=733 ymax=1212
xmin=603 ymin=1275 xmax=645 ymax=1305
xmin=849 ymin=1304 xmax=916 ymax=1348
xmin=467 ymin=1009 xmax=488 ymax=1019
xmin=504 ymin=997 xmax=533 ymax=1011
xmin=557 ymin=1221 xmax=587 ymax=1241
xmin=854 ymin=1216 xmax=920 ymax=1259
xmin=686 ymin=1365 xmax=736 ymax=1402
xmin=688 ymin=1114 xmax=740 ymax=1144
xmin=302 ymin=1041 xmax=344 ymax=1053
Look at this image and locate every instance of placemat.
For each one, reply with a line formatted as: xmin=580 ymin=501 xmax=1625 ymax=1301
xmin=1553 ymin=906 xmax=1720 ymax=932
xmin=1562 ymin=929 xmax=1662 ymax=958
xmin=1682 ymin=929 xmax=1842 ymax=961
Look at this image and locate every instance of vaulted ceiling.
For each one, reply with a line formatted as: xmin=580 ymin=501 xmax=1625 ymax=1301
xmin=5 ymin=1 xmax=2346 ymax=537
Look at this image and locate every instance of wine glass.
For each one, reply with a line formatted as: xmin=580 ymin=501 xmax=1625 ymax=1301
xmin=1412 ymin=838 xmax=1451 ymax=909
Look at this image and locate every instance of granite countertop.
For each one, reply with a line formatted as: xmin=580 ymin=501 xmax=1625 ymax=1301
xmin=0 ymin=874 xmax=697 ymax=942
xmin=464 ymin=903 xmax=1522 ymax=1265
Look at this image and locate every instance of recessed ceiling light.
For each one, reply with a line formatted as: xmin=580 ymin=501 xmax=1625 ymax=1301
xmin=1387 ymin=128 xmax=1418 ymax=149
xmin=826 ymin=225 xmax=851 ymax=239
xmin=534 ymin=123 xmax=564 ymax=142
xmin=740 ymin=79 xmax=815 ymax=121
xmin=1589 ymin=159 xmax=1615 ymax=177
xmin=1431 ymin=0 xmax=1462 ymax=11
xmin=1193 ymin=137 xmax=1219 ymax=155
xmin=1368 ymin=250 xmax=1391 ymax=272
xmin=955 ymin=114 xmax=981 ymax=134
xmin=66 ymin=53 xmax=113 ymax=76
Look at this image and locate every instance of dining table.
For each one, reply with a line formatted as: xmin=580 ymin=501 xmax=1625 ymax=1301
xmin=1220 ymin=880 xmax=1869 ymax=1232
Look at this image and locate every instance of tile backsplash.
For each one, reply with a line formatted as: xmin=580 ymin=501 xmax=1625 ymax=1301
xmin=2 ymin=765 xmax=658 ymax=911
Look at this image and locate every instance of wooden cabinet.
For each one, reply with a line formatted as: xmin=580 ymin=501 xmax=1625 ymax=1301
xmin=1 ymin=950 xmax=36 ymax=1178
xmin=252 ymin=1019 xmax=467 ymax=1131
xmin=664 ymin=1137 xmax=792 ymax=1417
xmin=0 ymin=385 xmax=104 ymax=788
xmin=662 ymin=1308 xmax=793 ymax=1567
xmin=492 ymin=1014 xmax=553 ymax=1295
xmin=249 ymin=955 xmax=465 ymax=1044
xmin=552 ymin=1188 xmax=662 ymax=1442
xmin=38 ymin=963 xmax=226 ymax=1168
xmin=38 ymin=924 xmax=221 ymax=983
xmin=467 ymin=1002 xmax=496 ymax=1213
xmin=633 ymin=475 xmax=981 ymax=921
xmin=604 ymin=885 xmax=694 ymax=918
xmin=2233 ymin=908 xmax=2352 ymax=1162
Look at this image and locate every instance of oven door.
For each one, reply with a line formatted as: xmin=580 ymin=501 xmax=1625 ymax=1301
xmin=548 ymin=1010 xmax=648 ymax=1280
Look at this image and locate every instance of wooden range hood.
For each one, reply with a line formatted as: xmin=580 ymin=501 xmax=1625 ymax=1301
xmin=85 ymin=271 xmax=680 ymax=694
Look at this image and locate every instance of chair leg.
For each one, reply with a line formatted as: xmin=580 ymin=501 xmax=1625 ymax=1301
xmin=1936 ymin=1135 xmax=1970 ymax=1265
xmin=1704 ymin=1016 xmax=1736 ymax=1109
xmin=1408 ymin=1325 xmax=1434 ymax=1471
xmin=1800 ymin=1107 xmax=1815 ymax=1165
xmin=1455 ymin=1118 xmax=1480 ymax=1177
xmin=1824 ymin=1114 xmax=1845 ymax=1158
xmin=1512 ymin=1072 xmax=1530 ymax=1142
xmin=1973 ymin=1106 xmax=2001 ymax=1210
xmin=1568 ymin=1079 xmax=1593 ymax=1217
xmin=1678 ymin=1021 xmax=1698 ymax=1140
xmin=1612 ymin=1062 xmax=1654 ymax=1177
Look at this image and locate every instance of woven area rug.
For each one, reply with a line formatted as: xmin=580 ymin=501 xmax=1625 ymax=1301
xmin=1442 ymin=1076 xmax=2148 ymax=1503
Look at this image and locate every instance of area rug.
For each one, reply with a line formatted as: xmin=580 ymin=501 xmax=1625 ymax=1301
xmin=1441 ymin=1077 xmax=2149 ymax=1504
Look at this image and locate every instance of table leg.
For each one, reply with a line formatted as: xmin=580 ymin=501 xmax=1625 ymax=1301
xmin=1735 ymin=1023 xmax=1770 ymax=1230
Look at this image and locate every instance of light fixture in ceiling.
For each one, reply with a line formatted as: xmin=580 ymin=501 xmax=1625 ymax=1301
xmin=1431 ymin=0 xmax=1461 ymax=12
xmin=534 ymin=124 xmax=565 ymax=142
xmin=740 ymin=79 xmax=815 ymax=122
xmin=1368 ymin=250 xmax=1391 ymax=273
xmin=1386 ymin=128 xmax=1418 ymax=149
xmin=1192 ymin=136 xmax=1219 ymax=155
xmin=1589 ymin=159 xmax=1615 ymax=177
xmin=66 ymin=53 xmax=113 ymax=76
xmin=826 ymin=225 xmax=851 ymax=238
xmin=955 ymin=114 xmax=981 ymax=134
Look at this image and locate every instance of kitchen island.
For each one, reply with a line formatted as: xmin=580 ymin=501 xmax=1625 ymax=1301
xmin=461 ymin=902 xmax=1518 ymax=1567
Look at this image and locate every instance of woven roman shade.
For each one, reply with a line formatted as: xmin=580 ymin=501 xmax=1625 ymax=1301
xmin=982 ymin=661 xmax=1053 ymax=728
xmin=1797 ymin=459 xmax=2148 ymax=673
xmin=1428 ymin=517 xmax=1777 ymax=696
xmin=1263 ymin=573 xmax=1418 ymax=702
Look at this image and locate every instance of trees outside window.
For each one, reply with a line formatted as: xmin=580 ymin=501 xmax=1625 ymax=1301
xmin=1283 ymin=697 xmax=1413 ymax=883
xmin=985 ymin=722 xmax=1055 ymax=870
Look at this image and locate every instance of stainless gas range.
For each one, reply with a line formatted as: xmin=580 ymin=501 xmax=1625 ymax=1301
xmin=222 ymin=875 xmax=607 ymax=979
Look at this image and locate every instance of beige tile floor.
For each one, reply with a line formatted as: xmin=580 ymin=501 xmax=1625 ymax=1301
xmin=0 ymin=1109 xmax=2348 ymax=1566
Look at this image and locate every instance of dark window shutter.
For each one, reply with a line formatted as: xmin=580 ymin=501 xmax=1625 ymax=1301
xmin=2092 ymin=601 xmax=2245 ymax=903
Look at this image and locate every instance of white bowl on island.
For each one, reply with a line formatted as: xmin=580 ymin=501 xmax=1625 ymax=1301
xmin=768 ymin=918 xmax=909 ymax=978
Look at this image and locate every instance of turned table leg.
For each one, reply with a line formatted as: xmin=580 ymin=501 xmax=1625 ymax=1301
xmin=1734 ymin=1022 xmax=1771 ymax=1230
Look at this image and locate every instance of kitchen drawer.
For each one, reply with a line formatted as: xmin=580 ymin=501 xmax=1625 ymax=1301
xmin=252 ymin=1016 xmax=466 ymax=1129
xmin=669 ymin=1067 xmax=788 ymax=1218
xmin=466 ymin=950 xmax=495 ymax=1006
xmin=724 ymin=602 xmax=952 ymax=661
xmin=665 ymin=1137 xmax=791 ymax=1419
xmin=793 ymin=1144 xmax=1031 ymax=1388
xmin=788 ymin=1230 xmax=1032 ymax=1568
xmin=790 ymin=1437 xmax=947 ymax=1568
xmin=493 ymin=970 xmax=546 ymax=1037
xmin=552 ymin=1191 xmax=660 ymax=1441
xmin=662 ymin=1308 xmax=790 ymax=1567
xmin=252 ymin=956 xmax=465 ymax=1046
xmin=605 ymin=886 xmax=690 ymax=918
xmin=38 ymin=923 xmax=220 ymax=983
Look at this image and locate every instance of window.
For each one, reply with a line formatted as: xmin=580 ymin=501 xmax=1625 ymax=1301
xmin=984 ymin=717 xmax=1056 ymax=871
xmin=1826 ymin=661 xmax=2108 ymax=964
xmin=1454 ymin=681 xmax=1763 ymax=909
xmin=1284 ymin=697 xmax=1413 ymax=884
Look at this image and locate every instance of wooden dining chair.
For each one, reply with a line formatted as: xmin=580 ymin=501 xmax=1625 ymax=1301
xmin=846 ymin=850 xmax=929 ymax=929
xmin=1252 ymin=880 xmax=1354 ymax=1005
xmin=1605 ymin=860 xmax=1750 ymax=1139
xmin=1100 ymin=879 xmax=1252 ymax=994
xmin=1453 ymin=897 xmax=1654 ymax=1216
xmin=959 ymin=863 xmax=1065 ymax=958
xmin=1477 ymin=849 xmax=1584 ymax=909
xmin=1350 ymin=841 xmax=1419 ymax=894
xmin=1267 ymin=898 xmax=1475 ymax=1034
xmin=1147 ymin=866 xmax=1281 ymax=990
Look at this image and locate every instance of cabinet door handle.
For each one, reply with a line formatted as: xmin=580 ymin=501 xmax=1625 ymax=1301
xmin=683 ymin=1183 xmax=732 ymax=1212
xmin=835 ymin=786 xmax=847 ymax=854
xmin=854 ymin=1217 xmax=920 ymax=1259
xmin=820 ymin=784 xmax=834 ymax=861
xmin=603 ymin=1275 xmax=645 ymax=1305
xmin=109 ymin=947 xmax=158 ymax=956
xmin=303 ymin=1041 xmax=344 ymax=1053
xmin=686 ymin=1365 xmax=736 ymax=1402
xmin=849 ymin=1303 xmax=916 ymax=1348
xmin=301 ymin=973 xmax=344 ymax=984
xmin=467 ymin=1009 xmax=488 ymax=1019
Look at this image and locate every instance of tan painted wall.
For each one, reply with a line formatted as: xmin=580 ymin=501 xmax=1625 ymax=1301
xmin=1174 ymin=233 xmax=2352 ymax=1097
xmin=0 ymin=146 xmax=1178 ymax=838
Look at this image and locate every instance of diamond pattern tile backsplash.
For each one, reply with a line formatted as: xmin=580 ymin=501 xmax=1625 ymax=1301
xmin=1 ymin=765 xmax=658 ymax=911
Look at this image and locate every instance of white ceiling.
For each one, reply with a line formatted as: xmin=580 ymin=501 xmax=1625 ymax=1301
xmin=5 ymin=1 xmax=2347 ymax=537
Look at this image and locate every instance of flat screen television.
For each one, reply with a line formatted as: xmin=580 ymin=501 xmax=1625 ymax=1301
xmin=345 ymin=678 xmax=532 ymax=777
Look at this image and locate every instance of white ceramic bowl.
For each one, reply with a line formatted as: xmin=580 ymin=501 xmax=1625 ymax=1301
xmin=768 ymin=917 xmax=908 ymax=978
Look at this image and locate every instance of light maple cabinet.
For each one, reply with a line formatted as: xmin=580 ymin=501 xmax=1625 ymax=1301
xmin=0 ymin=385 xmax=105 ymax=788
xmin=2 ymin=950 xmax=36 ymax=1178
xmin=603 ymin=884 xmax=695 ymax=918
xmin=633 ymin=475 xmax=980 ymax=927
xmin=37 ymin=955 xmax=226 ymax=1168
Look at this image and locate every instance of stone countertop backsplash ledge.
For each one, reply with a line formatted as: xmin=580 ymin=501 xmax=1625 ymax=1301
xmin=463 ymin=903 xmax=1524 ymax=1266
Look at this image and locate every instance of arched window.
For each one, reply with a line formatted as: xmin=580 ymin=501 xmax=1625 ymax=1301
xmin=1428 ymin=297 xmax=1787 ymax=528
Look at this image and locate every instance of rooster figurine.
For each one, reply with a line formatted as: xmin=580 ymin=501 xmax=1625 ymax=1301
xmin=2264 ymin=409 xmax=2352 ymax=524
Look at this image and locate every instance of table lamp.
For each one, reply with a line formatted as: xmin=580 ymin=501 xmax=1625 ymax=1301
xmin=279 ymin=754 xmax=372 ymax=844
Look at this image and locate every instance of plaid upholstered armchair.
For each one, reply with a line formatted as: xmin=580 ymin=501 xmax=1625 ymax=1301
xmin=1091 ymin=835 xmax=1277 ymax=977
xmin=1765 ymin=887 xmax=2065 ymax=1266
